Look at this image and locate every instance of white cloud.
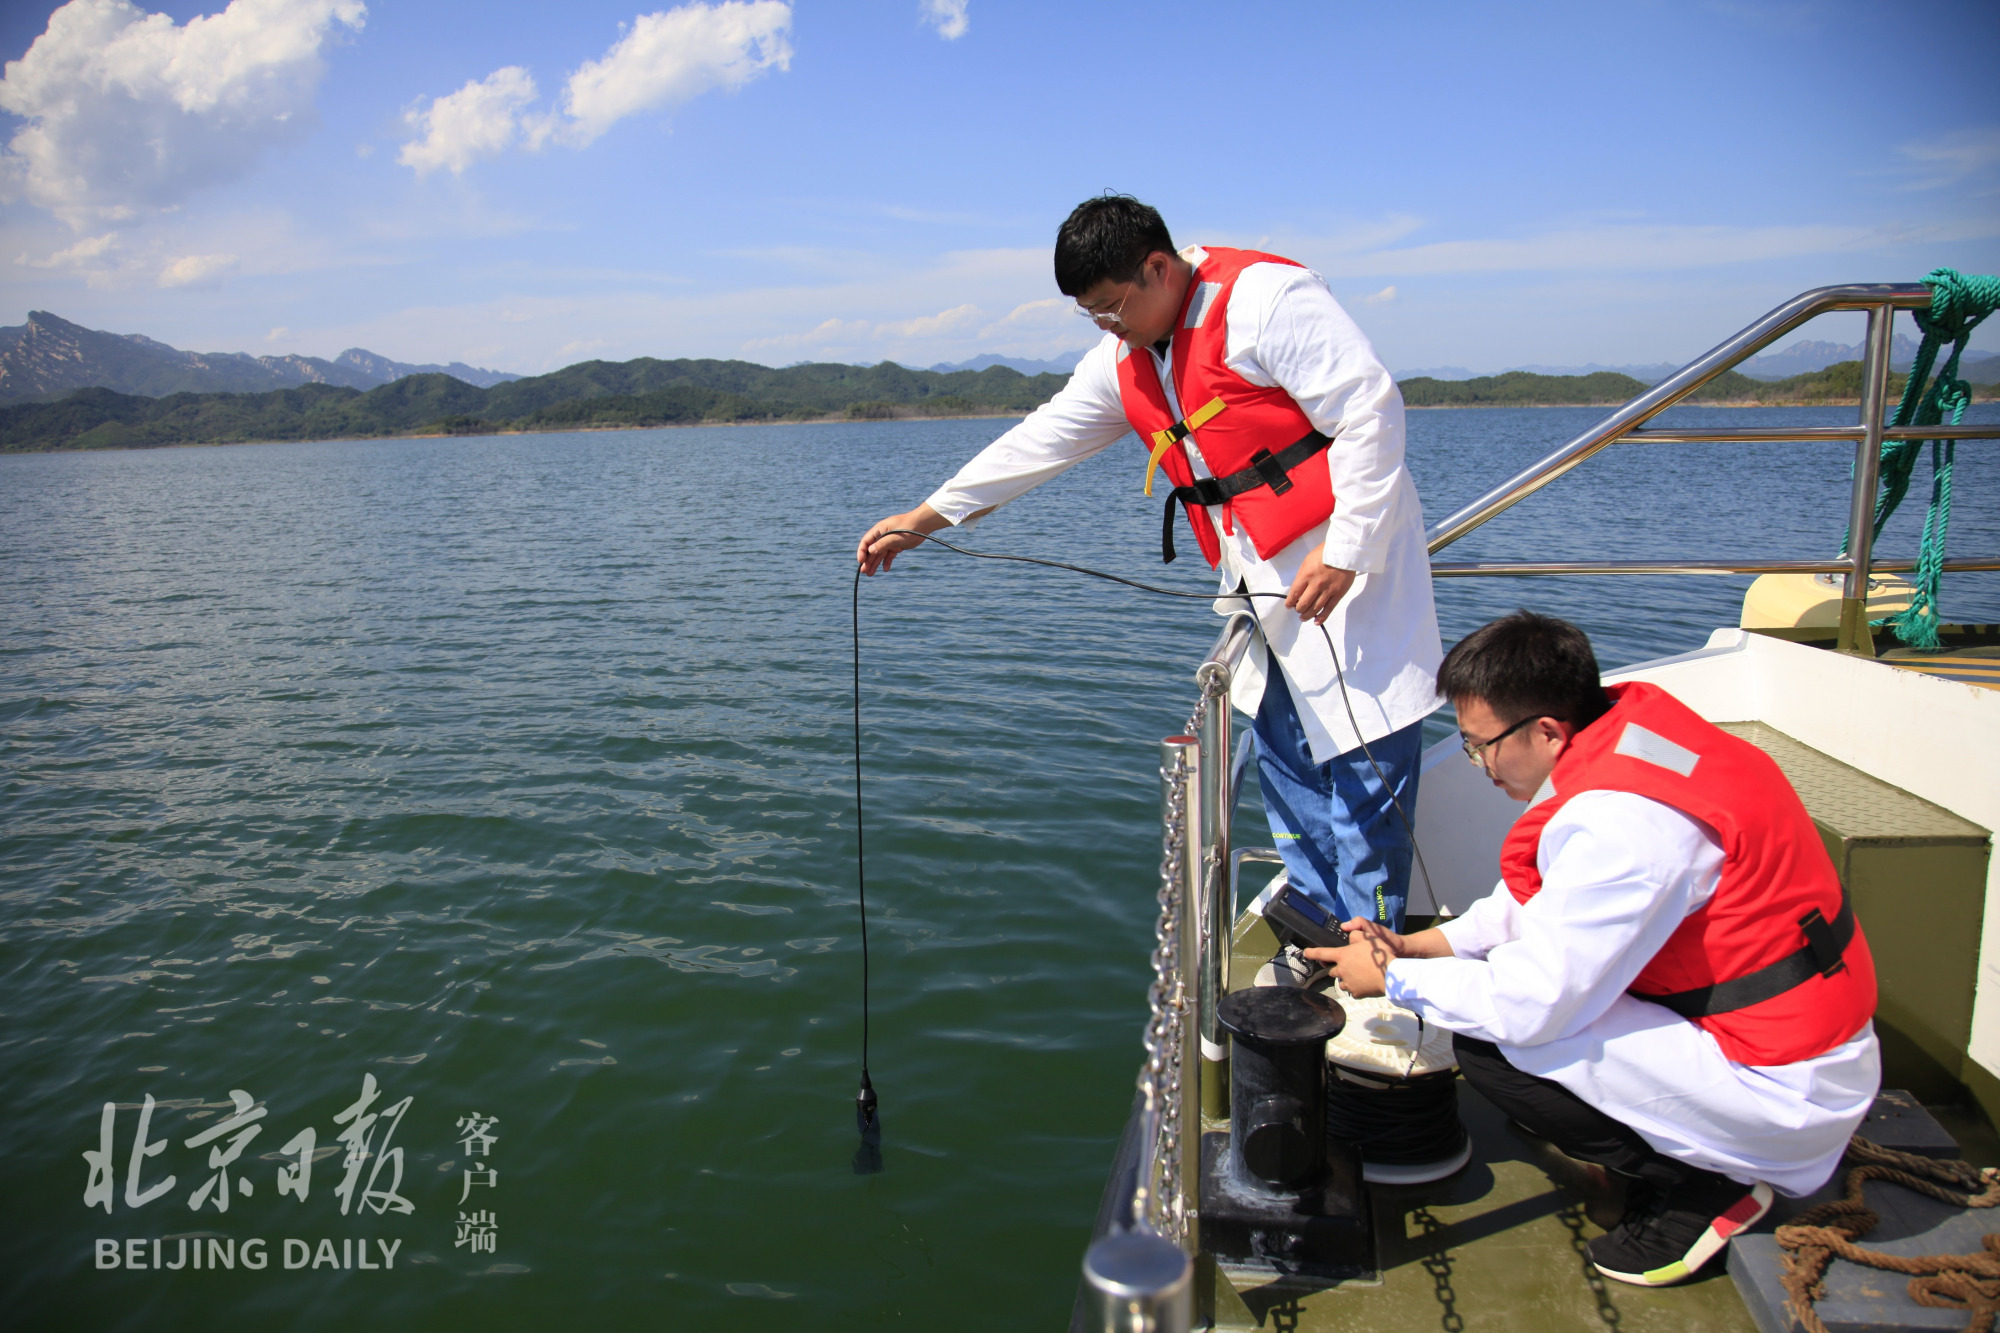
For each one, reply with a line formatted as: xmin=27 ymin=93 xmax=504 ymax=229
xmin=397 ymin=1 xmax=792 ymax=174
xmin=15 ymin=230 xmax=126 ymax=286
xmin=739 ymin=302 xmax=990 ymax=356
xmin=560 ymin=0 xmax=792 ymax=146
xmin=0 ymin=0 xmax=366 ymax=224
xmin=22 ymin=232 xmax=121 ymax=269
xmin=740 ymin=289 xmax=1095 ymax=365
xmin=399 ymin=66 xmax=542 ymax=177
xmin=1362 ymin=284 xmax=1396 ymax=304
xmin=740 ymin=316 xmax=880 ymax=354
xmin=1898 ymin=127 xmax=2000 ymax=191
xmin=986 ymin=296 xmax=1072 ymax=330
xmin=877 ymin=302 xmax=982 ymax=339
xmin=7 ymin=205 xmax=344 ymax=293
xmin=919 ymin=0 xmax=968 ymax=40
xmin=158 ymin=252 xmax=238 ymax=287
xmin=1274 ymin=219 xmax=1956 ymax=279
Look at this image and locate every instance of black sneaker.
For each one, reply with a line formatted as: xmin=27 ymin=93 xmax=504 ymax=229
xmin=1585 ymin=1171 xmax=1772 ymax=1286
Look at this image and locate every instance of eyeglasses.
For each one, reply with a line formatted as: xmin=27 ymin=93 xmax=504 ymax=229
xmin=1460 ymin=714 xmax=1553 ymax=768
xmin=1073 ymin=287 xmax=1131 ymax=327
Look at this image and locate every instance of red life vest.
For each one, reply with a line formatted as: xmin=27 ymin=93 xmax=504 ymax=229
xmin=1499 ymin=681 xmax=1876 ymax=1066
xmin=1114 ymin=247 xmax=1336 ymax=568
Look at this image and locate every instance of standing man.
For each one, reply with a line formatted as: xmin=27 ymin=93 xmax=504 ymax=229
xmin=1310 ymin=611 xmax=1879 ymax=1286
xmin=856 ymin=195 xmax=1442 ymax=928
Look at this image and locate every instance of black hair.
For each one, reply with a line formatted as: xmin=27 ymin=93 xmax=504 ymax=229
xmin=1053 ymin=194 xmax=1175 ymax=297
xmin=1436 ymin=610 xmax=1611 ymax=729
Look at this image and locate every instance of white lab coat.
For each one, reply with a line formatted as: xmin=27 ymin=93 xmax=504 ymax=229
xmin=1386 ymin=789 xmax=1880 ymax=1196
xmin=923 ymin=248 xmax=1442 ymax=762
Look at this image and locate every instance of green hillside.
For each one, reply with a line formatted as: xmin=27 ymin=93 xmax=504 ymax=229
xmin=0 ymin=359 xmax=1070 ymax=452
xmin=1399 ymin=370 xmax=1653 ymax=407
xmin=1399 ymin=361 xmax=2000 ymax=408
xmin=2 ymin=353 xmax=1990 ymax=453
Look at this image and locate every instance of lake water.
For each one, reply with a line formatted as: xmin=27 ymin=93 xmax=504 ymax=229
xmin=3 ymin=405 xmax=1996 ymax=1331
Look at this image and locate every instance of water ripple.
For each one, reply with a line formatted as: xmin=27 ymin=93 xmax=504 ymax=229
xmin=0 ymin=410 xmax=1994 ymax=1330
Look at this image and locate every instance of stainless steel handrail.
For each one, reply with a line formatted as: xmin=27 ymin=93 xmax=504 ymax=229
xmin=1098 ymin=281 xmax=1998 ymax=1332
xmin=1840 ymin=305 xmax=1898 ymax=650
xmin=1198 ymin=614 xmax=1258 ymax=689
xmin=1431 ymin=557 xmax=2000 ymax=578
xmin=1424 ymin=284 xmax=1947 ymax=554
xmin=1193 ymin=612 xmax=1256 ymax=1124
xmin=1420 ymin=282 xmax=2000 ymax=654
xmin=1227 ymin=732 xmax=1255 ymax=833
xmin=1617 ymin=423 xmax=2000 ymax=444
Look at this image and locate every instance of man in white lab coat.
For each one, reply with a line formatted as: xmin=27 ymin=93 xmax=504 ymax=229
xmin=857 ymin=195 xmax=1442 ymax=929
xmin=1311 ymin=610 xmax=1880 ymax=1287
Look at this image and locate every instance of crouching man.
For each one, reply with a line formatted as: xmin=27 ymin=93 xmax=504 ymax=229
xmin=1307 ymin=610 xmax=1880 ymax=1287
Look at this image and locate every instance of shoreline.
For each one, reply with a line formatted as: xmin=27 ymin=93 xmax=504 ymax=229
xmin=0 ymin=410 xmax=1038 ymax=457
xmin=1407 ymin=397 xmax=1883 ymax=410
xmin=7 ymin=395 xmax=1994 ymax=455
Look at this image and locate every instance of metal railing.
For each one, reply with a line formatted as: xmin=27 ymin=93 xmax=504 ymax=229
xmin=1194 ymin=613 xmax=1254 ymax=1121
xmin=1083 ymin=613 xmax=1262 ymax=1331
xmin=1423 ymin=283 xmax=2000 ymax=653
xmin=1086 ymin=281 xmax=1999 ymax=1327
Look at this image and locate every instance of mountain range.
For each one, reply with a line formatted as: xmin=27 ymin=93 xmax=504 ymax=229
xmin=0 ymin=311 xmax=520 ymax=404
xmin=15 ymin=350 xmax=1988 ymax=454
xmin=929 ymin=351 xmax=1086 ymax=376
xmin=1734 ymin=334 xmax=2000 ymax=382
xmin=0 ymin=355 xmax=1074 ymax=452
xmin=8 ymin=307 xmax=1993 ymax=423
xmin=1399 ymin=336 xmax=1999 ymax=386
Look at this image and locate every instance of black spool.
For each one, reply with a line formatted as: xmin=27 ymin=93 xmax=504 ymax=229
xmin=1324 ymin=1062 xmax=1467 ymax=1171
xmin=1216 ymin=986 xmax=1346 ymax=1189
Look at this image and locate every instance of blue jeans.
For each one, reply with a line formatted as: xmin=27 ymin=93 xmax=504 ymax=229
xmin=1252 ymin=667 xmax=1424 ymax=930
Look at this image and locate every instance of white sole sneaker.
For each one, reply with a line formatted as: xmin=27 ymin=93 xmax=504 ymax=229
xmin=1591 ymin=1181 xmax=1773 ymax=1287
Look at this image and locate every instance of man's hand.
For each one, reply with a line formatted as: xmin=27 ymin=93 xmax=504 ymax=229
xmin=857 ymin=504 xmax=950 ymax=575
xmin=1285 ymin=544 xmax=1357 ymax=624
xmin=1304 ymin=918 xmax=1404 ymax=999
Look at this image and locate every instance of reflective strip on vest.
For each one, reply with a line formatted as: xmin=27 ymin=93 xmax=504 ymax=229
xmin=1498 ymin=680 xmax=1876 ymax=1066
xmin=1112 ymin=246 xmax=1336 ymax=567
xmin=1143 ymin=396 xmax=1227 ymax=497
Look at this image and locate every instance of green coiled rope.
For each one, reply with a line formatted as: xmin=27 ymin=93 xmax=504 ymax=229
xmin=1847 ymin=268 xmax=2000 ymax=650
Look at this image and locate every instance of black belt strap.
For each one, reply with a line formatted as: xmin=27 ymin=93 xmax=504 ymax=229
xmin=1634 ymin=888 xmax=1855 ymax=1020
xmin=1159 ymin=429 xmax=1330 ymax=563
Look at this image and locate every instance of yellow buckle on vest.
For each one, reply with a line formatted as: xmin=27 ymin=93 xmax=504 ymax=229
xmin=1142 ymin=396 xmax=1227 ymax=497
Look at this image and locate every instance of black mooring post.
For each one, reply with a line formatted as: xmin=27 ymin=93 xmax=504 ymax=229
xmin=1216 ymin=987 xmax=1345 ymax=1188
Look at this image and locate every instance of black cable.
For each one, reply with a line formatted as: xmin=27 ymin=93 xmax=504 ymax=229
xmin=851 ymin=566 xmax=880 ymax=1172
xmin=868 ymin=529 xmax=1442 ymax=920
xmin=853 ymin=565 xmax=868 ymax=1074
xmin=848 ymin=528 xmax=1450 ymax=1166
xmin=1326 ymin=1006 xmax=1466 ymax=1166
xmin=1324 ymin=1062 xmax=1467 ymax=1167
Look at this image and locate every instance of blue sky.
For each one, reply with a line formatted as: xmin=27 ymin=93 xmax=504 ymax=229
xmin=2 ymin=0 xmax=1996 ymax=375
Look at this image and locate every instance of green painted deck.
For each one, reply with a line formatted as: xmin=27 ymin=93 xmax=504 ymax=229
xmin=1880 ymin=644 xmax=2000 ymax=692
xmin=1206 ymin=912 xmax=1763 ymax=1331
xmin=1208 ymin=1081 xmax=1760 ymax=1332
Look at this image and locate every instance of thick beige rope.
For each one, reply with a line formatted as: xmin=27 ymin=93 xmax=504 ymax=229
xmin=1776 ymin=1136 xmax=2000 ymax=1333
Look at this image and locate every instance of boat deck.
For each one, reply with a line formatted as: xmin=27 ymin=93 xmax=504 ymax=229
xmin=1881 ymin=643 xmax=2000 ymax=692
xmin=1191 ymin=918 xmax=1763 ymax=1330
xmin=1745 ymin=624 xmax=2000 ymax=692
xmin=1212 ymin=1080 xmax=1759 ymax=1333
xmin=1211 ymin=1082 xmax=2000 ymax=1333
xmin=1192 ymin=910 xmax=2000 ymax=1331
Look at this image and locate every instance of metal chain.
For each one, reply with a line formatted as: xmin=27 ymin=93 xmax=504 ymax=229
xmin=1134 ymin=744 xmax=1190 ymax=1245
xmin=1182 ymin=689 xmax=1210 ymax=745
xmin=1181 ymin=685 xmax=1221 ymax=1006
